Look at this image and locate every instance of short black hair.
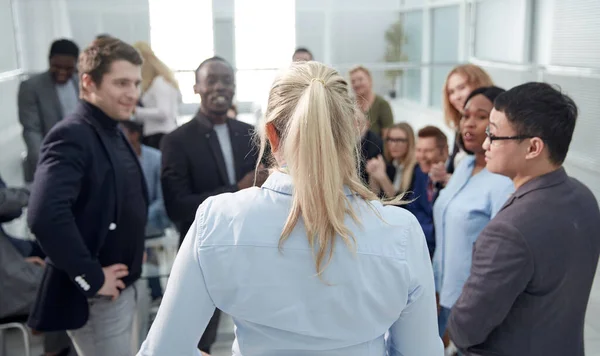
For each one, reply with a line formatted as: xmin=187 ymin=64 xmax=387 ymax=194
xmin=49 ymin=39 xmax=79 ymax=59
xmin=464 ymin=86 xmax=506 ymax=107
xmin=494 ymin=82 xmax=577 ymax=165
xmin=194 ymin=56 xmax=233 ymax=83
xmin=120 ymin=120 xmax=143 ymax=136
xmin=293 ymin=47 xmax=313 ymax=59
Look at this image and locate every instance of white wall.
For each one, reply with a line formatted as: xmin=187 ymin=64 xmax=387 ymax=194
xmin=295 ymin=0 xmax=404 ymax=96
xmin=0 ymin=0 xmax=26 ymax=185
xmin=67 ymin=0 xmax=150 ymax=49
xmin=14 ymin=0 xmax=150 ymax=73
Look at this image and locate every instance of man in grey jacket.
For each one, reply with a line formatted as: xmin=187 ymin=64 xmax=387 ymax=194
xmin=18 ymin=39 xmax=79 ymax=181
xmin=0 ymin=176 xmax=71 ymax=355
xmin=448 ymin=82 xmax=600 ymax=356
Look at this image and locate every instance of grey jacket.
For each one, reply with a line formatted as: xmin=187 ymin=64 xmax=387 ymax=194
xmin=0 ymin=185 xmax=40 ymax=319
xmin=17 ymin=71 xmax=79 ymax=180
xmin=448 ymin=167 xmax=600 ymax=356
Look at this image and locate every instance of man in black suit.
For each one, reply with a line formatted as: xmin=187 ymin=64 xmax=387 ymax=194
xmin=161 ymin=56 xmax=267 ymax=354
xmin=448 ymin=83 xmax=600 ymax=356
xmin=27 ymin=37 xmax=148 ymax=356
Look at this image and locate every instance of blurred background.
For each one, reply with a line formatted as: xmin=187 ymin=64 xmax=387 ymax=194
xmin=0 ymin=0 xmax=599 ymax=353
xmin=1 ymin=0 xmax=598 ymax=202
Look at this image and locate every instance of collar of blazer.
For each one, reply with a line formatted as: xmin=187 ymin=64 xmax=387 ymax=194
xmin=501 ymin=167 xmax=567 ymax=211
xmin=74 ymin=101 xmax=150 ymax=221
xmin=192 ymin=109 xmax=253 ymax=184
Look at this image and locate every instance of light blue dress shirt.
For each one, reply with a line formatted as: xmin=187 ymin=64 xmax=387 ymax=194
xmin=139 ymin=145 xmax=170 ymax=230
xmin=432 ymin=156 xmax=514 ymax=309
xmin=138 ymin=171 xmax=443 ymax=356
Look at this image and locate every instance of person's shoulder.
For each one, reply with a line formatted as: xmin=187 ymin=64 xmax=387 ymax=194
xmin=24 ymin=71 xmax=48 ymax=84
xmin=366 ymin=200 xmax=425 ymax=250
xmin=194 ymin=187 xmax=264 ymax=234
xmin=163 ymin=119 xmax=196 ymax=142
xmin=228 ymin=118 xmax=254 ymax=132
xmin=19 ymin=72 xmax=47 ymax=93
xmin=375 ymin=94 xmax=392 ymax=107
xmin=45 ymin=115 xmax=92 ymax=141
xmin=568 ymin=176 xmax=597 ymax=203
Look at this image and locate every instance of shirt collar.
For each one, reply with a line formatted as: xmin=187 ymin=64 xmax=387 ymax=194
xmin=261 ymin=170 xmax=355 ymax=197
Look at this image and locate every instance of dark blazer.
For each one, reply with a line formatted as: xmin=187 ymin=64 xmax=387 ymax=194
xmin=26 ymin=102 xmax=148 ymax=331
xmin=403 ymin=165 xmax=436 ymax=257
xmin=18 ymin=71 xmax=79 ymax=179
xmin=161 ymin=112 xmax=258 ymax=240
xmin=448 ymin=168 xmax=600 ymax=356
xmin=359 ymin=130 xmax=384 ymax=184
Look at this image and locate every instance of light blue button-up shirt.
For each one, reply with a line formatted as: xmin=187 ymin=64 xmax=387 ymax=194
xmin=432 ymin=156 xmax=514 ymax=309
xmin=138 ymin=171 xmax=443 ymax=356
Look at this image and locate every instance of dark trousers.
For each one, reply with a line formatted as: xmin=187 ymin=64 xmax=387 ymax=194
xmin=142 ymin=133 xmax=165 ymax=150
xmin=198 ymin=309 xmax=221 ymax=353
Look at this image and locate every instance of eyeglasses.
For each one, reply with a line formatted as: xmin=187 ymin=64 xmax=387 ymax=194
xmin=485 ymin=126 xmax=535 ymax=143
xmin=386 ymin=137 xmax=408 ymax=144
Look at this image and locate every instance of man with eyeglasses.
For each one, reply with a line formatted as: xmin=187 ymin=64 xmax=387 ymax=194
xmin=447 ymin=82 xmax=600 ymax=356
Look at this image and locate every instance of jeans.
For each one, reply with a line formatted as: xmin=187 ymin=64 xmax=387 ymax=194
xmin=438 ymin=306 xmax=451 ymax=337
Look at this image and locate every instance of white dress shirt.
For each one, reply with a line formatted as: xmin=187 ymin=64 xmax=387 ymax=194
xmin=138 ymin=171 xmax=443 ymax=356
xmin=135 ymin=76 xmax=181 ymax=136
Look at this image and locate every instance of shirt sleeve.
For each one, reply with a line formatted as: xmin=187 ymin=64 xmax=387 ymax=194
xmin=448 ymin=221 xmax=533 ymax=350
xmin=138 ymin=201 xmax=216 ymax=356
xmin=387 ymin=217 xmax=444 ymax=356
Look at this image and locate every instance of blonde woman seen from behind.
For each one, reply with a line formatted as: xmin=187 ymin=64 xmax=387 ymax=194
xmin=137 ymin=61 xmax=442 ymax=356
xmin=132 ymin=41 xmax=181 ymax=149
xmin=366 ymin=122 xmax=416 ymax=198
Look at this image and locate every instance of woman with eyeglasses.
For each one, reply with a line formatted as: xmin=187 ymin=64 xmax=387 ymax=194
xmin=366 ymin=122 xmax=416 ymax=198
xmin=432 ymin=86 xmax=514 ymax=342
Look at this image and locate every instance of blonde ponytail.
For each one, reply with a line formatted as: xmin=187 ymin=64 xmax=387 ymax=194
xmin=257 ymin=61 xmax=400 ymax=276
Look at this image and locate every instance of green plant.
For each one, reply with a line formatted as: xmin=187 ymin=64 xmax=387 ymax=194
xmin=384 ymin=18 xmax=408 ymax=89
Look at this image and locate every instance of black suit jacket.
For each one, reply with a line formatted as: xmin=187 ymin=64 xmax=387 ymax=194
xmin=26 ymin=102 xmax=148 ymax=331
xmin=448 ymin=168 xmax=600 ymax=356
xmin=161 ymin=112 xmax=258 ymax=240
xmin=359 ymin=130 xmax=384 ymax=184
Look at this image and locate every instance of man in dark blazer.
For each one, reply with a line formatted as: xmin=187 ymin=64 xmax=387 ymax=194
xmin=18 ymin=39 xmax=80 ymax=182
xmin=404 ymin=126 xmax=448 ymax=258
xmin=448 ymin=83 xmax=600 ymax=356
xmin=161 ymin=56 xmax=267 ymax=355
xmin=27 ymin=38 xmax=148 ymax=356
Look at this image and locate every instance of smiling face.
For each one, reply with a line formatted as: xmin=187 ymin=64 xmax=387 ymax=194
xmin=447 ymin=73 xmax=474 ymax=113
xmin=416 ymin=137 xmax=447 ymax=174
xmin=460 ymin=94 xmax=493 ymax=154
xmin=195 ymin=60 xmax=235 ymax=116
xmin=50 ymin=54 xmax=77 ymax=84
xmin=82 ymin=59 xmax=142 ymax=121
xmin=350 ymin=70 xmax=372 ymax=99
